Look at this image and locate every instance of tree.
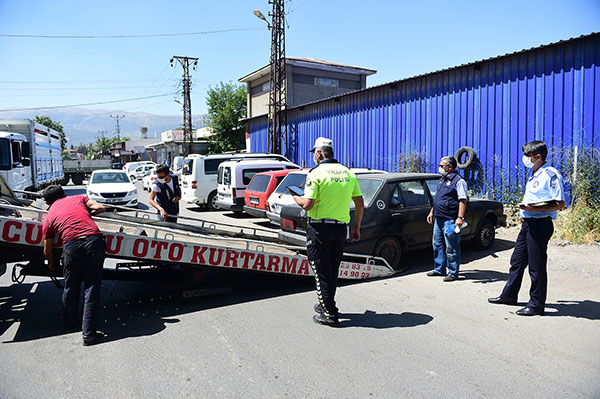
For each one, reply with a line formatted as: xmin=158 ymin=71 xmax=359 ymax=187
xmin=87 ymin=136 xmax=129 ymax=160
xmin=205 ymin=81 xmax=247 ymax=153
xmin=35 ymin=115 xmax=67 ymax=152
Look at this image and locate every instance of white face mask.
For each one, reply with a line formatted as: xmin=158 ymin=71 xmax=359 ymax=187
xmin=157 ymin=177 xmax=167 ymax=184
xmin=438 ymin=166 xmax=448 ymax=176
xmin=522 ymin=155 xmax=535 ymax=169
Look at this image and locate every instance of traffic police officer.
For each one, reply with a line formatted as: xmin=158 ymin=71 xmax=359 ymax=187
xmin=293 ymin=137 xmax=364 ymax=327
xmin=489 ymin=141 xmax=565 ymax=316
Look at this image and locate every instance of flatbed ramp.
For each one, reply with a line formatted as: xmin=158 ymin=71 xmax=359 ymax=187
xmin=0 ymin=204 xmax=395 ymax=283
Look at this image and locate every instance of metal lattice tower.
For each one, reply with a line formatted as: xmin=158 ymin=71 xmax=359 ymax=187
xmin=268 ymin=0 xmax=287 ymax=156
xmin=171 ymin=56 xmax=198 ymax=157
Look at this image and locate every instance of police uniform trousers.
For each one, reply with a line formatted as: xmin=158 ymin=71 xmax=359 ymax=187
xmin=306 ymin=222 xmax=346 ymax=317
xmin=62 ymin=234 xmax=106 ymax=337
xmin=500 ymin=217 xmax=553 ymax=311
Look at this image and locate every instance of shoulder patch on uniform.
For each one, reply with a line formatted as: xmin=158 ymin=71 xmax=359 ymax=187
xmin=545 ymin=168 xmax=557 ymax=177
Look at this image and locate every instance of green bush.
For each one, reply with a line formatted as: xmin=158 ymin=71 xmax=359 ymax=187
xmin=553 ymin=145 xmax=600 ymax=243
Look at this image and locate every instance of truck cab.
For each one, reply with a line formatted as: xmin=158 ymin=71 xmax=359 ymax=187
xmin=0 ymin=132 xmax=32 ymax=192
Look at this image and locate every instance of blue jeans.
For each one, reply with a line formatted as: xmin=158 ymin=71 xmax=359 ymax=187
xmin=62 ymin=234 xmax=105 ymax=337
xmin=432 ymin=218 xmax=461 ymax=276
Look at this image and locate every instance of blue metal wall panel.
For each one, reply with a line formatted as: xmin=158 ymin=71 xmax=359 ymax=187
xmin=247 ymin=34 xmax=599 ymax=201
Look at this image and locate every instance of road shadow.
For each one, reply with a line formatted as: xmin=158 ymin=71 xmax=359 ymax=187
xmin=0 ymin=269 xmax=316 ymax=345
xmin=545 ymin=300 xmax=600 ymax=320
xmin=338 ymin=310 xmax=433 ymax=329
xmin=396 ymin=237 xmax=515 ymax=277
xmin=459 ymin=269 xmax=509 ymax=284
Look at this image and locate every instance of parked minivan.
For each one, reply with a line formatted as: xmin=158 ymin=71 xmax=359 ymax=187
xmin=216 ymin=159 xmax=300 ymax=213
xmin=181 ymin=152 xmax=291 ymax=210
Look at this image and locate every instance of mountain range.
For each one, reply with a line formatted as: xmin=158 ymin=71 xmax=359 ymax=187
xmin=0 ymin=108 xmax=204 ymax=145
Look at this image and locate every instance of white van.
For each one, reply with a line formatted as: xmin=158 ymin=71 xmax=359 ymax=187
xmin=123 ymin=161 xmax=154 ymax=176
xmin=181 ymin=152 xmax=291 ymax=210
xmin=216 ymin=159 xmax=300 ymax=212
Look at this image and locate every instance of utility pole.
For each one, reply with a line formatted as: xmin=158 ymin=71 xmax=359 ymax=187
xmin=110 ymin=114 xmax=124 ymax=140
xmin=171 ymin=56 xmax=198 ymax=157
xmin=256 ymin=0 xmax=287 ymax=155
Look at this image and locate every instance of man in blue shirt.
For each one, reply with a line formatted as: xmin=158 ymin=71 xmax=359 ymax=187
xmin=489 ymin=141 xmax=565 ymax=316
xmin=426 ymin=156 xmax=468 ymax=282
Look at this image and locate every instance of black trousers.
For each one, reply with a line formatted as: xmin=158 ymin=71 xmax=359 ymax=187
xmin=306 ymin=222 xmax=346 ymax=317
xmin=62 ymin=234 xmax=106 ymax=337
xmin=500 ymin=217 xmax=554 ymax=311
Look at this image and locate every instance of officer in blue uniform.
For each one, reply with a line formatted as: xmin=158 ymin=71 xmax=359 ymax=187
xmin=149 ymin=164 xmax=181 ymax=223
xmin=489 ymin=141 xmax=565 ymax=316
xmin=426 ymin=156 xmax=468 ymax=281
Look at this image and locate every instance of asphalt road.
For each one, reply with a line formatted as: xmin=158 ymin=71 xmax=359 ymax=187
xmin=1 ymin=183 xmax=599 ymax=398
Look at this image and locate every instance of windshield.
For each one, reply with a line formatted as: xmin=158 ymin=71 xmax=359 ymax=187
xmin=275 ymin=173 xmax=307 ymax=194
xmin=247 ymin=174 xmax=271 ymax=192
xmin=91 ymin=172 xmax=131 ymax=184
xmin=357 ymin=178 xmax=384 ymax=206
xmin=0 ymin=139 xmax=10 ymax=169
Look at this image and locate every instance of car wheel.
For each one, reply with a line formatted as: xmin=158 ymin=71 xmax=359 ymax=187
xmin=474 ymin=218 xmax=495 ymax=249
xmin=207 ymin=191 xmax=218 ymax=211
xmin=374 ymin=237 xmax=402 ymax=269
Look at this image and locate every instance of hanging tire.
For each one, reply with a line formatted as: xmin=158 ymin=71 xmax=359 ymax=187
xmin=374 ymin=236 xmax=403 ymax=269
xmin=454 ymin=146 xmax=477 ymax=170
xmin=473 ymin=218 xmax=495 ymax=250
xmin=207 ymin=191 xmax=218 ymax=211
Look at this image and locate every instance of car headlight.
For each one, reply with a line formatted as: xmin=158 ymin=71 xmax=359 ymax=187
xmin=88 ymin=191 xmax=100 ymax=197
xmin=127 ymin=189 xmax=137 ymax=196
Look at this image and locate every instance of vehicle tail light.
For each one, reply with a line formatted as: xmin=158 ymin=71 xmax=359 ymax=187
xmin=281 ymin=218 xmax=295 ymax=230
xmin=191 ymin=180 xmax=197 ymax=189
xmin=232 ymin=188 xmax=236 ymax=199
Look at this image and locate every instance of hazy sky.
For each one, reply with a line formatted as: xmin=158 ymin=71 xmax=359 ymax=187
xmin=1 ymin=0 xmax=599 ymax=116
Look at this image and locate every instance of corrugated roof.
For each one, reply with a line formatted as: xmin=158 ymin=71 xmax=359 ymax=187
xmin=242 ymin=31 xmax=599 ymax=122
xmin=238 ymin=56 xmax=377 ymax=82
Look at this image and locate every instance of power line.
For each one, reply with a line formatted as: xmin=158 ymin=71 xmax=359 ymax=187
xmin=0 ymin=26 xmax=265 ymax=39
xmin=0 ymin=93 xmax=173 ymax=112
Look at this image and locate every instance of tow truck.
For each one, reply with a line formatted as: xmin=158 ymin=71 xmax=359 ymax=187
xmin=0 ymin=188 xmax=395 ymax=289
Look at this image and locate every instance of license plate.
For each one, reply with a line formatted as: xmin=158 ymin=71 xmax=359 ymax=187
xmin=109 ymin=198 xmax=120 ymax=203
xmin=249 ymin=197 xmax=259 ymax=205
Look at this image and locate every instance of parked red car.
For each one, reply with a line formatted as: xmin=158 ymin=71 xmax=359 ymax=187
xmin=244 ymin=169 xmax=295 ymax=218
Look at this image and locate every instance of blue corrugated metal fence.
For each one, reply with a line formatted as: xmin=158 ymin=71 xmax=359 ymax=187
xmin=247 ymin=33 xmax=600 ymax=202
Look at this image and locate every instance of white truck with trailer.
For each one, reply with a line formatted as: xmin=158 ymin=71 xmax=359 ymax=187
xmin=0 ymin=118 xmax=64 ymax=193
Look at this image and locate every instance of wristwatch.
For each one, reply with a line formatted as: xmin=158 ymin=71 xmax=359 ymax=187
xmin=458 ymin=216 xmax=465 ymax=221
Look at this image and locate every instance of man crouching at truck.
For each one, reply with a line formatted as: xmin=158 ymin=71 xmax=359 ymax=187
xmin=42 ymin=185 xmax=107 ymax=346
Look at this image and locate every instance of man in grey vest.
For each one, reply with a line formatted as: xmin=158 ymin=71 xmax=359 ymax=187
xmin=426 ymin=156 xmax=468 ymax=281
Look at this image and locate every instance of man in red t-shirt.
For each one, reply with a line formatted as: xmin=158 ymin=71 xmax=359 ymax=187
xmin=42 ymin=185 xmax=106 ymax=346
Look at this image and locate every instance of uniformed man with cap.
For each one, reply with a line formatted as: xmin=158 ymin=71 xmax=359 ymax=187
xmin=292 ymin=137 xmax=364 ymax=327
xmin=488 ymin=140 xmax=565 ymax=316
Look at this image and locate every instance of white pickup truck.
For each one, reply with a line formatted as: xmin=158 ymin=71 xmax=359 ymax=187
xmin=0 ymin=118 xmax=64 ymax=193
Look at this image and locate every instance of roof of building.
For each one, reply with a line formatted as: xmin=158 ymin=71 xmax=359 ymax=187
xmin=238 ymin=57 xmax=377 ymax=83
xmin=242 ymin=32 xmax=599 ymax=122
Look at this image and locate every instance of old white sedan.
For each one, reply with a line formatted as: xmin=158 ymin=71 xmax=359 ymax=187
xmin=86 ymin=169 xmax=138 ymax=208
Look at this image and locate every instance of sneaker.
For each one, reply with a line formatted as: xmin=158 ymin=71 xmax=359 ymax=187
xmin=443 ymin=275 xmax=458 ymax=282
xmin=314 ymin=303 xmax=324 ymax=314
xmin=427 ymin=271 xmax=447 ymax=277
xmin=313 ymin=313 xmax=339 ymax=327
xmin=82 ymin=331 xmax=106 ymax=346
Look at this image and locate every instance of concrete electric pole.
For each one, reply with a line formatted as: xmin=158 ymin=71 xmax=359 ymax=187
xmin=171 ymin=56 xmax=198 ymax=157
xmin=110 ymin=114 xmax=125 ymax=140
